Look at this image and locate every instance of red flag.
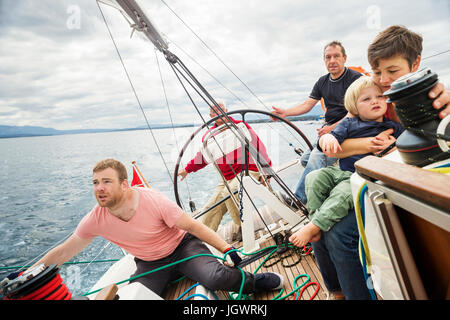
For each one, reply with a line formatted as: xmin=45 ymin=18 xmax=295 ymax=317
xmin=131 ymin=167 xmax=144 ymax=187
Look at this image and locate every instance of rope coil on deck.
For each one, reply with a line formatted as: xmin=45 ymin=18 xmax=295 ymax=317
xmin=79 ymin=242 xmax=319 ymax=301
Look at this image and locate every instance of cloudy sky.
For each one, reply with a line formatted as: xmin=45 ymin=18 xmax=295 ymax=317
xmin=1 ymin=0 xmax=449 ymax=130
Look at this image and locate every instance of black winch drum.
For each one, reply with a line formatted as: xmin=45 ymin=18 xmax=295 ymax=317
xmin=384 ymin=68 xmax=450 ymax=166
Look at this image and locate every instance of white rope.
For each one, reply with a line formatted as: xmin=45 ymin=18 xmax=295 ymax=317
xmin=79 ymin=242 xmax=112 ymax=274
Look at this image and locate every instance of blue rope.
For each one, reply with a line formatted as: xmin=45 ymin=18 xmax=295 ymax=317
xmin=183 ymin=294 xmax=210 ymax=300
xmin=175 ymin=283 xmax=200 ymax=300
xmin=175 ymin=282 xmax=219 ymax=300
xmin=359 ymin=185 xmax=377 ymax=300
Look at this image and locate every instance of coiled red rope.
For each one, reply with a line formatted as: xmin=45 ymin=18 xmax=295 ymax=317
xmin=4 ymin=273 xmax=71 ymax=300
xmin=291 ymin=281 xmax=320 ymax=300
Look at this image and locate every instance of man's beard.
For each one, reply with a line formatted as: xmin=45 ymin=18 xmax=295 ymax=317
xmin=96 ymin=193 xmax=120 ymax=208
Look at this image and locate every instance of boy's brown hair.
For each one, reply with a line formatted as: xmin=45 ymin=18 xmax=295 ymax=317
xmin=368 ymin=25 xmax=423 ymax=69
xmin=93 ymin=159 xmax=128 ymax=182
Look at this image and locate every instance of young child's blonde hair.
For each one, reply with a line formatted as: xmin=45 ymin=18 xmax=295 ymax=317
xmin=344 ymin=76 xmax=382 ymax=116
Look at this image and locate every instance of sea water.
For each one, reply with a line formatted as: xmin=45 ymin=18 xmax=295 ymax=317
xmin=0 ymin=120 xmax=319 ymax=296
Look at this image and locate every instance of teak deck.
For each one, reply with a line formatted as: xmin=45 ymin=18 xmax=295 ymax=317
xmin=162 ymin=237 xmax=326 ymax=300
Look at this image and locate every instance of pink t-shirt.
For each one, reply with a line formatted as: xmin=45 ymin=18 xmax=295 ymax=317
xmin=75 ymin=188 xmax=187 ymax=261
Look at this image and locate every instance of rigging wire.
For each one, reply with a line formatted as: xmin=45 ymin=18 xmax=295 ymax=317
xmin=96 ymin=0 xmax=181 ymax=210
xmin=167 ymin=59 xmax=278 ymax=238
xmin=168 ymin=38 xmax=252 ymax=108
xmin=156 ymin=1 xmax=314 ymax=212
xmin=159 ymin=0 xmax=307 ymax=149
xmin=165 ymin=35 xmax=307 ymax=149
xmin=154 ymin=48 xmax=194 ymax=204
xmin=9 ymin=231 xmax=73 ymax=275
xmin=100 ymin=0 xmax=308 ymax=242
xmin=79 ymin=242 xmax=111 ymax=275
xmin=422 ymin=49 xmax=450 ymax=61
xmin=168 ymin=53 xmax=310 ymax=241
xmin=11 ymin=3 xmax=448 ymax=299
xmin=167 ymin=62 xmax=250 ymax=209
xmin=172 ymin=53 xmax=308 ymax=211
xmin=161 ymin=0 xmax=450 ymax=154
xmin=157 ymin=2 xmax=312 ymax=200
xmin=161 ymin=0 xmax=450 ymax=209
xmin=159 ymin=0 xmax=268 ymax=109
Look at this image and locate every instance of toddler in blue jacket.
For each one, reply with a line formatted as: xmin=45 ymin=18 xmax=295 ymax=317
xmin=289 ymin=76 xmax=404 ymax=247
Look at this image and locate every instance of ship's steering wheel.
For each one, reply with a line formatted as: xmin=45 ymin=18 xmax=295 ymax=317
xmin=173 ymin=109 xmax=314 ymax=213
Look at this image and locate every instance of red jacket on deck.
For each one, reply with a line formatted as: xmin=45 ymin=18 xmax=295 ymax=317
xmin=185 ymin=117 xmax=272 ymax=180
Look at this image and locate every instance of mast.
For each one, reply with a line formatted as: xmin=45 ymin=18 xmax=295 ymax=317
xmin=112 ymin=0 xmax=169 ymax=53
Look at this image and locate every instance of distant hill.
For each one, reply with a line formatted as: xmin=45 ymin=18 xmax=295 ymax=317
xmin=0 ymin=106 xmax=323 ymax=139
xmin=0 ymin=124 xmax=194 ymax=139
xmin=0 ymin=125 xmax=62 ymax=138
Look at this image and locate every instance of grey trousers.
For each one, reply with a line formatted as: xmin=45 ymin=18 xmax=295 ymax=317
xmin=130 ymin=233 xmax=255 ymax=297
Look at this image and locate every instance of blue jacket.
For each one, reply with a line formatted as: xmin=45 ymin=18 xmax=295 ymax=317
xmin=318 ymin=117 xmax=404 ymax=172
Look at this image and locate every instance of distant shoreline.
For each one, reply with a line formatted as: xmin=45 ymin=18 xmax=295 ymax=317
xmin=0 ymin=115 xmax=320 ymax=139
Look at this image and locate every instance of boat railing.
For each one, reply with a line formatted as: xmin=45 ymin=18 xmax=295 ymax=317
xmin=354 ymin=156 xmax=450 ymax=300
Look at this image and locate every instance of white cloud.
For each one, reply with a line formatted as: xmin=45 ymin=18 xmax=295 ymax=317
xmin=0 ymin=0 xmax=449 ymax=130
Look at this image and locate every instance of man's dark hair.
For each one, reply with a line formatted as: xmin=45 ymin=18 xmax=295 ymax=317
xmin=324 ymin=41 xmax=346 ymax=57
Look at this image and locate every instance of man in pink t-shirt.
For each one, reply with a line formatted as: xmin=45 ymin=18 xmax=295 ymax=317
xmin=28 ymin=159 xmax=283 ymax=297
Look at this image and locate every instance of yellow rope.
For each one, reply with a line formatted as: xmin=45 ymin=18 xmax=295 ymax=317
xmin=354 ymin=165 xmax=449 ymax=274
xmin=426 ymin=167 xmax=450 ymax=174
xmin=354 ymin=183 xmax=372 ymax=272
